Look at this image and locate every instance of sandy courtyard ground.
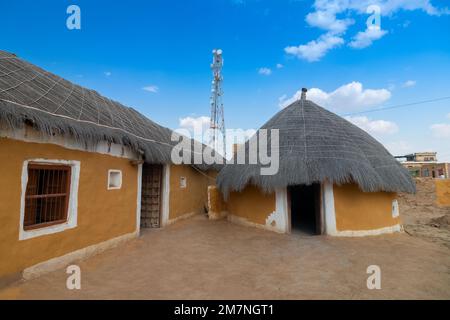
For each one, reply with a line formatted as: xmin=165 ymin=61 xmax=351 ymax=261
xmin=1 ymin=214 xmax=449 ymax=300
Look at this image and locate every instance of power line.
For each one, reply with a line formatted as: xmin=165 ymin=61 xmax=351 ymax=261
xmin=341 ymin=96 xmax=450 ymax=117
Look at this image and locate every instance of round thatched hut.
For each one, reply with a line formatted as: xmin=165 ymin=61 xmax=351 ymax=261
xmin=217 ymin=89 xmax=415 ymax=236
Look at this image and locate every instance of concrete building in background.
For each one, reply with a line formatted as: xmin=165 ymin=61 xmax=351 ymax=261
xmin=397 ymin=152 xmax=449 ymax=178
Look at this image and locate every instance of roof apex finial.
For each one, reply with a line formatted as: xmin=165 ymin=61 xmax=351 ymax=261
xmin=301 ymin=88 xmax=307 ymax=101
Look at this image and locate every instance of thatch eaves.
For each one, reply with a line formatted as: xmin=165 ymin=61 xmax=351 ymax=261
xmin=217 ymin=99 xmax=415 ymax=197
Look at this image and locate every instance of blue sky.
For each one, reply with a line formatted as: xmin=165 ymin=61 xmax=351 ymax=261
xmin=1 ymin=0 xmax=450 ymax=160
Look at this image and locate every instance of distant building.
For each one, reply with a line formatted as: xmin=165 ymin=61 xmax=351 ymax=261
xmin=397 ymin=152 xmax=449 ymax=178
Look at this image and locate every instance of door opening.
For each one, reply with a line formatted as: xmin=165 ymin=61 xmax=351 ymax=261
xmin=141 ymin=164 xmax=163 ymax=228
xmin=289 ymin=183 xmax=321 ymax=235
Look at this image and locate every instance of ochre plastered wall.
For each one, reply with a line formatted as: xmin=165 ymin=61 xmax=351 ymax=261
xmin=0 ymin=138 xmax=137 ymax=279
xmin=435 ymin=179 xmax=450 ymax=207
xmin=226 ymin=185 xmax=276 ymax=225
xmin=333 ymin=184 xmax=399 ymax=231
xmin=168 ymin=165 xmax=213 ymax=220
xmin=207 ymin=185 xmax=226 ymax=219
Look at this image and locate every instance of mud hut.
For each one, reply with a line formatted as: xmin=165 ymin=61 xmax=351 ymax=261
xmin=217 ymin=88 xmax=415 ymax=236
xmin=0 ymin=50 xmax=214 ymax=284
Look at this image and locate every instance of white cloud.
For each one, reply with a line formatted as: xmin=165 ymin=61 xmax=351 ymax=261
xmin=310 ymin=0 xmax=448 ymax=17
xmin=178 ymin=115 xmax=257 ymax=159
xmin=276 ymin=63 xmax=284 ymax=69
xmin=278 ymin=94 xmax=288 ymax=108
xmin=179 ymin=116 xmax=210 ymax=133
xmin=285 ymin=33 xmax=344 ymax=62
xmin=402 ymin=80 xmax=416 ymax=88
xmin=179 ymin=116 xmax=257 ymax=141
xmin=305 ymin=10 xmax=354 ymax=34
xmin=345 ymin=116 xmax=399 ymax=135
xmin=349 ymin=27 xmax=388 ymax=49
xmin=384 ymin=140 xmax=413 ymax=156
xmin=376 ymin=0 xmax=448 ymax=16
xmin=258 ymin=67 xmax=272 ymax=75
xmin=104 ymin=71 xmax=112 ymax=77
xmin=431 ymin=123 xmax=450 ymax=138
xmin=142 ymin=85 xmax=159 ymax=93
xmin=279 ymin=82 xmax=391 ymax=111
xmin=287 ymin=0 xmax=449 ymax=61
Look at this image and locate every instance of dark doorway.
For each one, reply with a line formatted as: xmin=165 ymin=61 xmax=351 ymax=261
xmin=141 ymin=164 xmax=163 ymax=228
xmin=289 ymin=184 xmax=321 ymax=235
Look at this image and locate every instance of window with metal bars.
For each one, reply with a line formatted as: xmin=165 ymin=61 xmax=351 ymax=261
xmin=24 ymin=164 xmax=71 ymax=230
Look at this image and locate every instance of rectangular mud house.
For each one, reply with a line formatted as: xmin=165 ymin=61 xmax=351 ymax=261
xmin=0 ymin=50 xmax=214 ymax=284
xmin=398 ymin=152 xmax=449 ymax=179
xmin=217 ymin=89 xmax=416 ymax=236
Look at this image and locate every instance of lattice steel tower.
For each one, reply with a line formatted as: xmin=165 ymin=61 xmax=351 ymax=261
xmin=209 ymin=49 xmax=226 ymax=157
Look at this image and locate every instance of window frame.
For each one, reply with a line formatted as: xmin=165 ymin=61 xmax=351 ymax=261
xmin=23 ymin=163 xmax=72 ymax=230
xmin=107 ymin=169 xmax=122 ymax=190
xmin=180 ymin=176 xmax=187 ymax=189
xmin=19 ymin=159 xmax=80 ymax=241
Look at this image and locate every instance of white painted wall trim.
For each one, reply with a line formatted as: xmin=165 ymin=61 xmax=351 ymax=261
xmin=19 ymin=159 xmax=81 ymax=241
xmin=22 ymin=231 xmax=138 ymax=280
xmin=0 ymin=124 xmax=140 ymax=160
xmin=265 ymin=187 xmax=289 ymax=233
xmin=323 ymin=181 xmax=337 ymax=236
xmin=160 ymin=164 xmax=171 ymax=227
xmin=330 ymin=224 xmax=402 ymax=237
xmin=136 ymin=163 xmax=143 ymax=235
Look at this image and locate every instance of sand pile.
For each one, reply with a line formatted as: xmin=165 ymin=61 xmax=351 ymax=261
xmin=398 ymin=178 xmax=450 ymax=248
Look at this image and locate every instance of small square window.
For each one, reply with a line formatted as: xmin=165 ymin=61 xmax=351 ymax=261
xmin=392 ymin=200 xmax=399 ymax=218
xmin=108 ymin=170 xmax=122 ymax=190
xmin=180 ymin=176 xmax=187 ymax=189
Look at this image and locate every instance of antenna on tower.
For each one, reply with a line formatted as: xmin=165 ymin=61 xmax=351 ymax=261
xmin=209 ymin=49 xmax=226 ymax=158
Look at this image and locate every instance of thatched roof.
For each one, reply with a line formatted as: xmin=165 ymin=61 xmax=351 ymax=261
xmin=217 ymin=98 xmax=415 ymax=197
xmin=0 ymin=50 xmax=182 ymax=163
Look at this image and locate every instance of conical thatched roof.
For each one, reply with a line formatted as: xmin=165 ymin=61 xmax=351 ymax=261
xmin=217 ymin=98 xmax=415 ymax=197
xmin=0 ymin=50 xmax=179 ymax=163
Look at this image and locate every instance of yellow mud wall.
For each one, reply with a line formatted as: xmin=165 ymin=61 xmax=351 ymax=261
xmin=226 ymin=185 xmax=276 ymax=225
xmin=168 ymin=165 xmax=213 ymax=220
xmin=207 ymin=185 xmax=226 ymax=219
xmin=435 ymin=179 xmax=450 ymax=207
xmin=0 ymin=138 xmax=137 ymax=279
xmin=333 ymin=184 xmax=399 ymax=231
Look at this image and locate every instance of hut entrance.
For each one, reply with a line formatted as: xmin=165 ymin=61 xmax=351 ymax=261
xmin=289 ymin=184 xmax=321 ymax=235
xmin=141 ymin=164 xmax=163 ymax=228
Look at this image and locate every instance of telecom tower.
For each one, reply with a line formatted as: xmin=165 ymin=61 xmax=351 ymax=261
xmin=209 ymin=49 xmax=226 ymax=158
